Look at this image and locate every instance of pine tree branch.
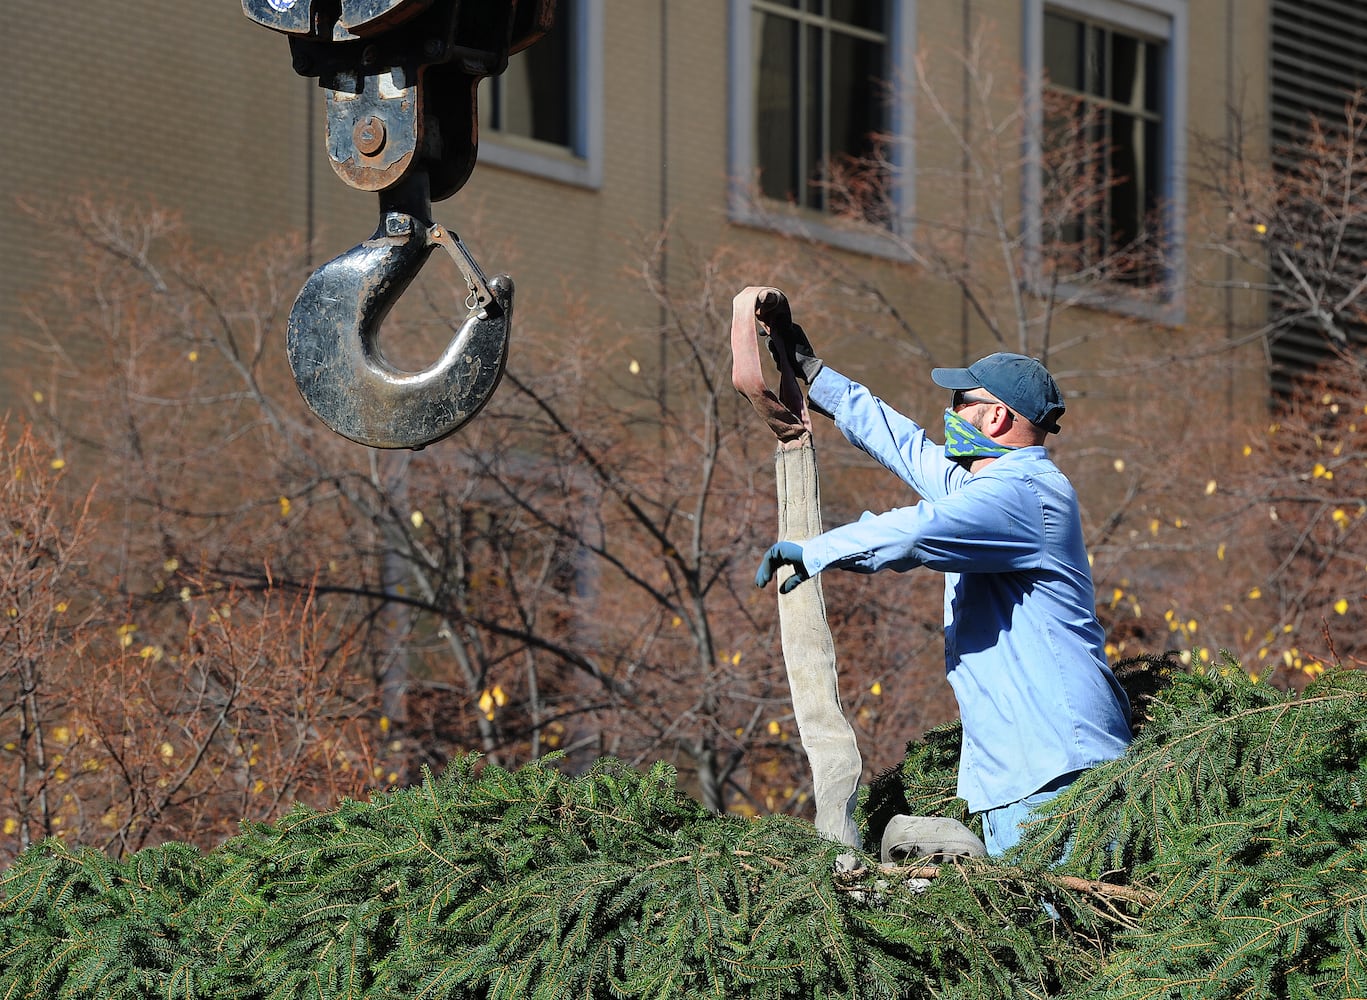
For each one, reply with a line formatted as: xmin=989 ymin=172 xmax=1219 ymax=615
xmin=833 ymin=861 xmax=1159 ymax=907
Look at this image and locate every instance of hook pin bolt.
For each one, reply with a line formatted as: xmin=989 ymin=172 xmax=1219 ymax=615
xmin=354 ymin=116 xmax=387 ymax=157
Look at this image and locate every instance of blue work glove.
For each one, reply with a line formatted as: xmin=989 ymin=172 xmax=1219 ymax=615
xmin=754 ymin=541 xmax=811 ymax=593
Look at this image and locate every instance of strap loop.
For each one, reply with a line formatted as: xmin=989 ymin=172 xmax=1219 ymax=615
xmin=729 ymin=286 xmax=812 ymax=444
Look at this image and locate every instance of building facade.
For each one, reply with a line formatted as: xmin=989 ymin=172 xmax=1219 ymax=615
xmin=0 ymin=2 xmax=1284 ymax=452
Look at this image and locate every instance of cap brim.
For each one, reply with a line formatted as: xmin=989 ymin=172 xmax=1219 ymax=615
xmin=930 ymin=367 xmax=979 ymax=390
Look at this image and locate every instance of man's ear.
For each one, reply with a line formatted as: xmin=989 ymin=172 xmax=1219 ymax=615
xmin=986 ymin=403 xmax=1014 ymax=437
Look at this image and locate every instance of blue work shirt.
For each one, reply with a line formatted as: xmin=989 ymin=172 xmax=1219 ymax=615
xmin=803 ymin=368 xmax=1131 ymax=812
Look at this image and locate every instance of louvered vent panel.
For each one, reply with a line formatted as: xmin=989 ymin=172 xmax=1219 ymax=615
xmin=1268 ymin=0 xmax=1367 ymax=393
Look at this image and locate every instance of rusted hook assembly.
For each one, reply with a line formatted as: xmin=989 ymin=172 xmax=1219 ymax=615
xmin=242 ymin=0 xmax=556 ymax=448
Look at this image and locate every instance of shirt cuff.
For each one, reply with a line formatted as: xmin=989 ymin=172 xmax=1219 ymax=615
xmin=807 ymin=366 xmax=848 ymax=417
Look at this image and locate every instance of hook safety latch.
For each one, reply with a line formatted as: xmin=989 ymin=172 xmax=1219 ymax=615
xmin=430 ymin=224 xmax=494 ymax=315
xmin=285 ymin=207 xmax=513 ymax=450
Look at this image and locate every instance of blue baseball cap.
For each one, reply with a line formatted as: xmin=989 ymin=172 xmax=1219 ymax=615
xmin=931 ymin=353 xmax=1065 ymax=433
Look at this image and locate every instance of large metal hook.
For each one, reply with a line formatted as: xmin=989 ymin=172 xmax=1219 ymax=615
xmin=242 ymin=0 xmax=558 ymax=448
xmin=285 ymin=179 xmax=512 ymax=450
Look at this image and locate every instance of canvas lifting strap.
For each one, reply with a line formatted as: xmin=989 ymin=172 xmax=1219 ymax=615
xmin=730 ymin=286 xmax=862 ymax=847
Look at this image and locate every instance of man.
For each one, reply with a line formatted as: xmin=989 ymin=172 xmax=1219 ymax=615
xmin=754 ymin=330 xmax=1131 ymax=856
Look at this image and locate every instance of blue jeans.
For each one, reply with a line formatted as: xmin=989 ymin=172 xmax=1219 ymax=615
xmin=980 ymin=771 xmax=1082 ymax=857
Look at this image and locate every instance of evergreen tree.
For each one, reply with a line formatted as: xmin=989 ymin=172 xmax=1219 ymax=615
xmin=1 ymin=655 xmax=1363 ymax=998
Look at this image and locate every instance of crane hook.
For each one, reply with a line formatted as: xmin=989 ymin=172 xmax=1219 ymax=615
xmin=286 ymin=180 xmax=512 ymax=450
xmin=242 ymin=0 xmax=557 ymax=448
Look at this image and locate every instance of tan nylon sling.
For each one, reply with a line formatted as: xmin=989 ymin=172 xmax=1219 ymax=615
xmin=730 ymin=286 xmax=862 ymax=847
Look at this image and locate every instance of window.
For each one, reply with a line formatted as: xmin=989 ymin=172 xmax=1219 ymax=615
xmin=1043 ymin=11 xmax=1164 ymax=281
xmin=479 ymin=0 xmax=602 ymax=188
xmin=730 ymin=1 xmax=914 ymax=254
xmin=1023 ymin=0 xmax=1186 ymax=309
xmin=753 ymin=1 xmax=890 ymax=212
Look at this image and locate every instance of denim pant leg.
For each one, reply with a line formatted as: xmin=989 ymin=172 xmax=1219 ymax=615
xmin=981 ymin=768 xmax=1088 ymax=857
xmin=980 ymin=786 xmax=1067 ymax=857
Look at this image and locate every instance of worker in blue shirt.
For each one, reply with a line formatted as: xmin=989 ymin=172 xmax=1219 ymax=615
xmin=755 ymin=330 xmax=1132 ymax=856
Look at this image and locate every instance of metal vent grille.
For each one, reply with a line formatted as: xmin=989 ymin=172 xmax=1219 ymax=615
xmin=1268 ymin=0 xmax=1367 ymax=393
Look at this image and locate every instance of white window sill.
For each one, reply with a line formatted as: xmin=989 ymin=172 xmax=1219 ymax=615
xmin=728 ymin=192 xmax=915 ymax=263
xmin=481 ymin=136 xmax=600 ymax=190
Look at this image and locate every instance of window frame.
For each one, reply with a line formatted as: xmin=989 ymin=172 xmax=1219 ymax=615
xmin=727 ymin=1 xmax=916 ymax=258
xmin=480 ymin=0 xmax=604 ymax=189
xmin=1022 ymin=0 xmax=1188 ymax=321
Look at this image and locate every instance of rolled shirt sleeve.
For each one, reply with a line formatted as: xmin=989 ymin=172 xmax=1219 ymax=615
xmin=808 ymin=367 xmax=968 ymax=502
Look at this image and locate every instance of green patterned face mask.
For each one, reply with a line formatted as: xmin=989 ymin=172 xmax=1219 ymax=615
xmin=943 ymin=408 xmax=1013 ymax=460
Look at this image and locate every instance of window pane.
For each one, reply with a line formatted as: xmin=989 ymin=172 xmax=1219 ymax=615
xmin=755 ymin=11 xmax=801 ymax=202
xmin=1043 ymin=12 xmax=1082 ymax=89
xmin=500 ymin=15 xmax=571 ymax=145
xmin=1111 ymin=33 xmax=1141 ymax=108
xmin=1145 ymin=42 xmax=1164 ymax=113
xmin=483 ymin=0 xmax=576 ymax=149
xmin=828 ymin=31 xmax=885 ymax=160
xmin=1144 ymin=117 xmax=1163 ymax=218
xmin=829 ymin=29 xmax=888 ymax=219
xmin=829 ymin=0 xmax=887 ymax=31
xmin=1110 ymin=109 xmax=1143 ymax=248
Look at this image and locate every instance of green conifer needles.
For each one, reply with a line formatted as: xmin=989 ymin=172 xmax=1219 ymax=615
xmin=1 ymin=659 xmax=1364 ymax=999
xmin=1030 ymin=660 xmax=1367 ymax=999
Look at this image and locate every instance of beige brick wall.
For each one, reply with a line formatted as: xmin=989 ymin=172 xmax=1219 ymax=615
xmin=3 ymin=2 xmax=318 ymax=362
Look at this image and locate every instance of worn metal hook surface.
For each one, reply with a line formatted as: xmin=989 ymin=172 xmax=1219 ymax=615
xmin=285 ymin=210 xmax=513 ymax=450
